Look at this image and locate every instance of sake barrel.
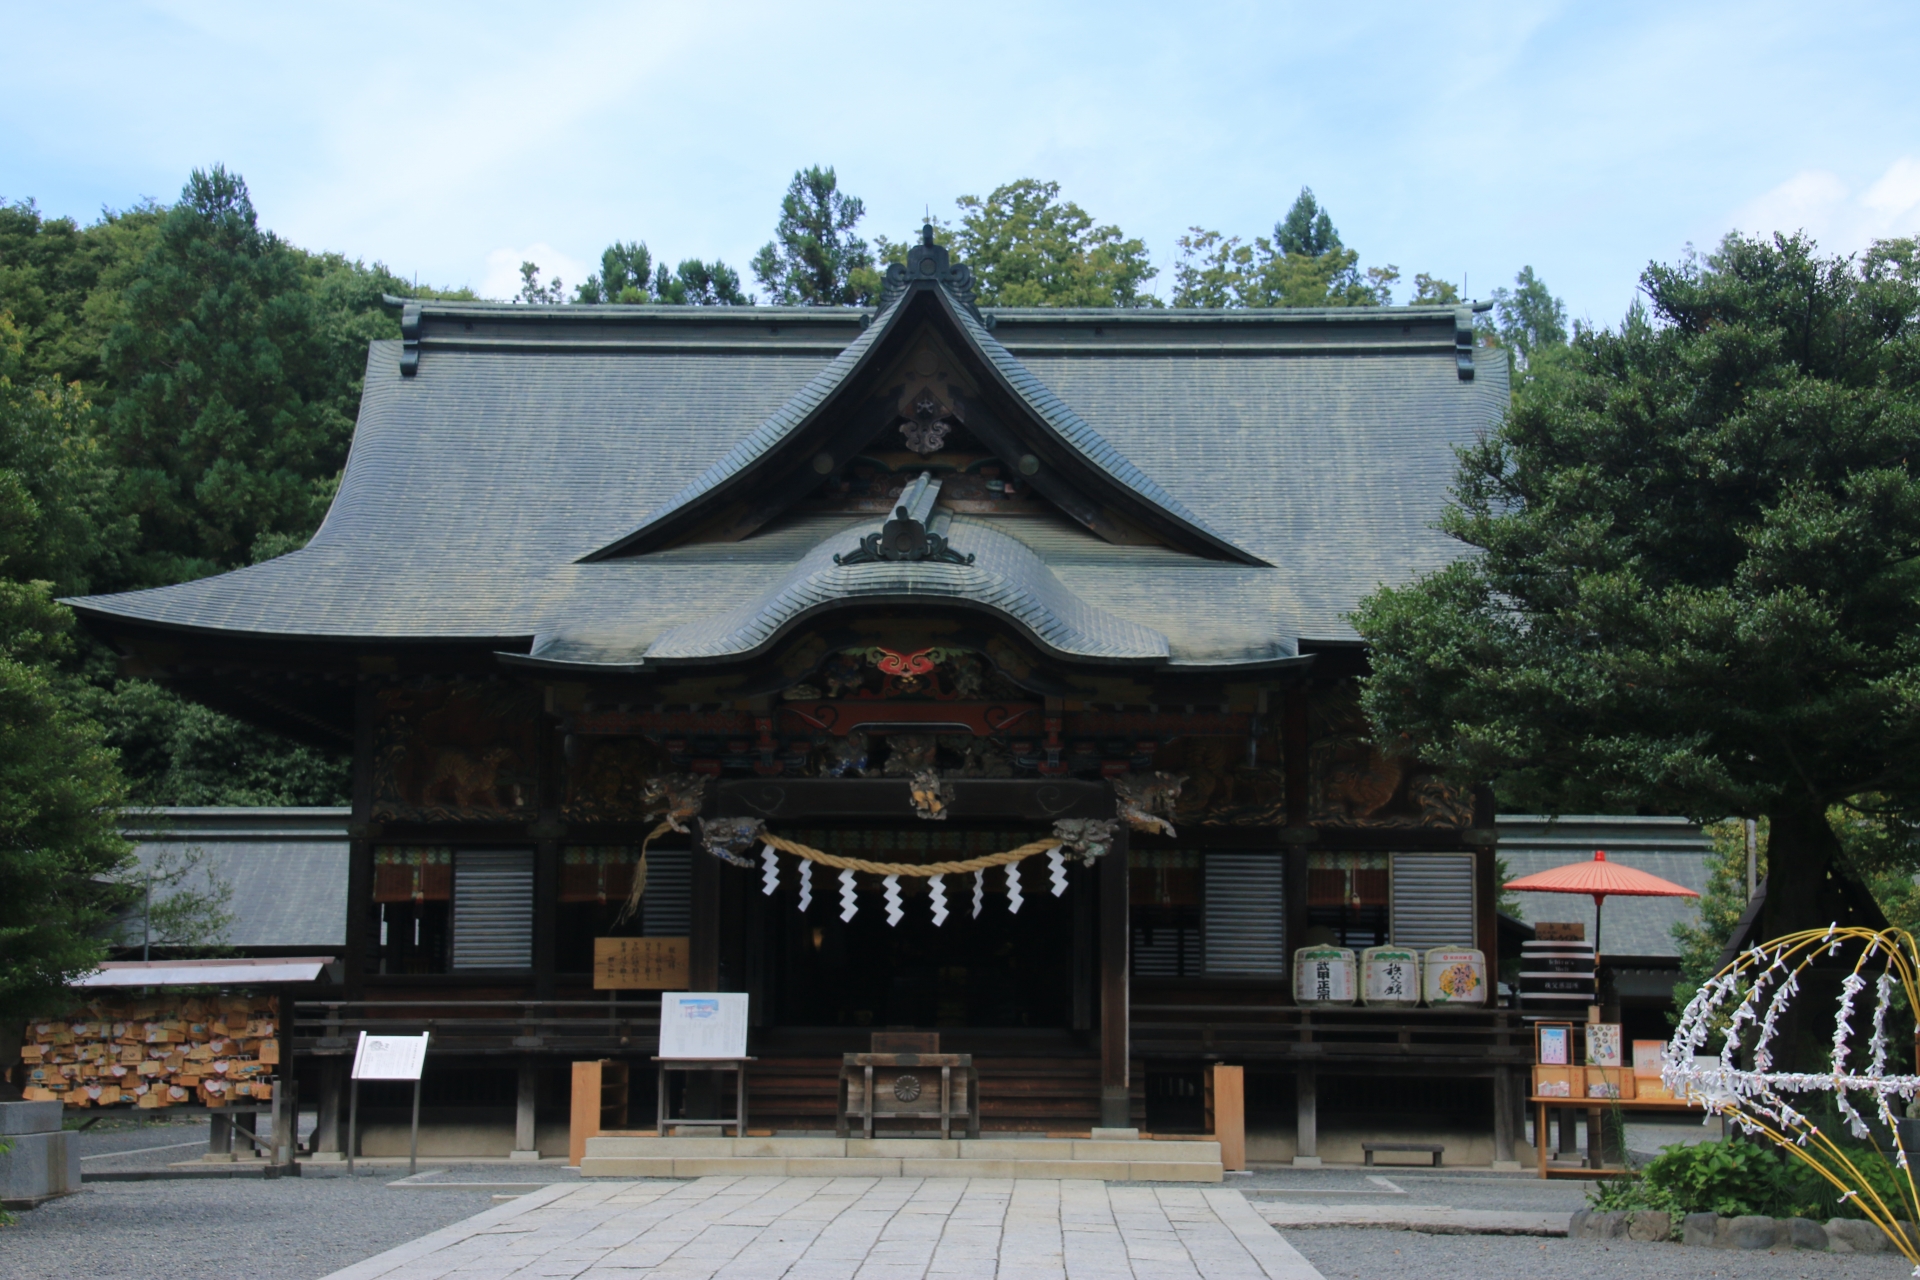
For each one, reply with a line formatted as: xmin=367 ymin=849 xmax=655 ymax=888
xmin=1360 ymin=945 xmax=1422 ymax=1007
xmin=1423 ymin=948 xmax=1488 ymax=1005
xmin=1291 ymin=946 xmax=1357 ymax=1006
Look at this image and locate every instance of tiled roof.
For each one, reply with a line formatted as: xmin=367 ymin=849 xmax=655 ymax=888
xmin=67 ymin=295 xmax=1507 ymax=666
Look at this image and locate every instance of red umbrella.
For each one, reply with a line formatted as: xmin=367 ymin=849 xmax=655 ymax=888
xmin=1503 ymin=849 xmax=1699 ymax=957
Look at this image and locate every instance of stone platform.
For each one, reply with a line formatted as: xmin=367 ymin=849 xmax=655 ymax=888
xmin=580 ymin=1136 xmax=1225 ymax=1182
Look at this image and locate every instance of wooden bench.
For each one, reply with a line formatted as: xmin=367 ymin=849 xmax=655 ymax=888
xmin=1362 ymin=1141 xmax=1444 ymax=1167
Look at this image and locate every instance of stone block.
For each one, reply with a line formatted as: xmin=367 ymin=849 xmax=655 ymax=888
xmin=733 ymin=1137 xmax=843 ymax=1158
xmin=785 ymin=1158 xmax=902 ymax=1177
xmin=672 ymin=1157 xmax=788 ymax=1176
xmin=1681 ymin=1212 xmax=1719 ymax=1247
xmin=1126 ymin=1161 xmax=1223 ymax=1183
xmin=585 ymin=1136 xmax=734 ymax=1157
xmin=1569 ymin=1210 xmax=1627 ymax=1240
xmin=1725 ymin=1215 xmax=1779 ymax=1249
xmin=1090 ymin=1128 xmax=1139 ymax=1140
xmin=0 ymin=1129 xmax=80 ymax=1205
xmin=1627 ymin=1211 xmax=1671 ymax=1242
xmin=578 ymin=1156 xmax=678 ymax=1178
xmin=0 ymin=1101 xmax=62 ymax=1136
xmin=846 ymin=1139 xmax=954 ymax=1159
xmin=1784 ymin=1217 xmax=1827 ymax=1250
xmin=957 ymin=1140 xmax=1075 ymax=1160
xmin=1827 ymin=1217 xmax=1890 ymax=1253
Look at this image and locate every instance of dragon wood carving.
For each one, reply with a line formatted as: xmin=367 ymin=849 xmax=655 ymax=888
xmin=1113 ymin=772 xmax=1186 ymax=837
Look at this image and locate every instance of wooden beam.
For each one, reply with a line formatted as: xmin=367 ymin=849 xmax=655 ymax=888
xmin=691 ymin=850 xmax=720 ymax=990
xmin=1100 ymin=824 xmax=1130 ymax=1129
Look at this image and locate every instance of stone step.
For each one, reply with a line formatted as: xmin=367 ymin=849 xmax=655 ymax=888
xmin=578 ymin=1135 xmax=1223 ymax=1182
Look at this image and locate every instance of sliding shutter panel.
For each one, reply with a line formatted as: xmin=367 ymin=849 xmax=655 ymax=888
xmin=642 ymin=849 xmax=693 ymax=937
xmin=451 ymin=849 xmax=534 ymax=969
xmin=1203 ymin=853 xmax=1287 ymax=976
xmin=1390 ymin=853 xmax=1476 ymax=949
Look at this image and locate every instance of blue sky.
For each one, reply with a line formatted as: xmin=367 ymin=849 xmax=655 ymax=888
xmin=5 ymin=1 xmax=1916 ymax=323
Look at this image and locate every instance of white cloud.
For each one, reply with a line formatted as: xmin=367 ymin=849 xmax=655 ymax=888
xmin=1731 ymin=156 xmax=1920 ymax=252
xmin=481 ymin=245 xmax=593 ymax=304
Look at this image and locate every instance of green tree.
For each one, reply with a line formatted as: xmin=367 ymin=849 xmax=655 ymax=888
xmin=0 ymin=330 xmax=130 ymax=1017
xmin=929 ymin=180 xmax=1157 ymax=308
xmin=575 ymin=242 xmax=654 ymax=304
xmin=1173 ymin=187 xmax=1397 ymax=308
xmin=1353 ymin=233 xmax=1920 ymax=964
xmin=751 ymin=166 xmax=876 ymax=306
xmin=1486 ymin=265 xmax=1568 ymax=366
xmin=99 ymin=167 xmax=353 ymax=585
xmin=514 ymin=261 xmax=565 ymax=304
xmin=1409 ymin=273 xmax=1462 ymax=306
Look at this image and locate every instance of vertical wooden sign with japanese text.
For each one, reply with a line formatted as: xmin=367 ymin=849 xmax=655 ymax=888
xmin=593 ymin=937 xmax=689 ymax=990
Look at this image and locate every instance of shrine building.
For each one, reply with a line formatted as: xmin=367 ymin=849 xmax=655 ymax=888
xmin=69 ymin=231 xmax=1528 ymax=1162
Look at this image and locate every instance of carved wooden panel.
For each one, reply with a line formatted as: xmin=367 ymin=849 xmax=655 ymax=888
xmin=1306 ymin=685 xmax=1470 ymax=829
xmin=372 ymin=683 xmax=539 ymax=822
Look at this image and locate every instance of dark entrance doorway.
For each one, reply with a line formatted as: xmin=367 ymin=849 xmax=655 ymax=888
xmin=761 ymin=825 xmax=1080 ymax=1029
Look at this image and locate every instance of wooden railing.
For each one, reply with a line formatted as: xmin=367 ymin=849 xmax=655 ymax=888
xmin=292 ymin=1000 xmax=661 ymax=1057
xmin=1132 ymin=1002 xmax=1530 ymax=1065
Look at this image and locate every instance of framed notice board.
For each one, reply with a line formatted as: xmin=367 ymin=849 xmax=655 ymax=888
xmin=594 ymin=937 xmax=690 ymax=990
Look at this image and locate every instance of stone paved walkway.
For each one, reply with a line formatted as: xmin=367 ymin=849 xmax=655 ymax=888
xmin=319 ymin=1176 xmax=1326 ymax=1280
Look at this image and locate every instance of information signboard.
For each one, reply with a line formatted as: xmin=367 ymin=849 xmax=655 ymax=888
xmin=352 ymin=1031 xmax=430 ymax=1081
xmin=594 ymin=937 xmax=690 ymax=990
xmin=657 ymin=992 xmax=749 ymax=1059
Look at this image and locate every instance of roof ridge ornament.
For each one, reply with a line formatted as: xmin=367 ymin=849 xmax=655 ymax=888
xmin=834 ymin=472 xmax=976 ymax=567
xmin=879 ymin=223 xmax=992 ymax=327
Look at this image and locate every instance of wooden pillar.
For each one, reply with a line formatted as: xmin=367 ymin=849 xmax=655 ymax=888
xmin=512 ymin=1058 xmax=539 ymax=1158
xmin=1282 ymin=684 xmax=1310 ymax=828
xmin=690 ymin=848 xmax=720 ymax=990
xmin=1493 ymin=1066 xmax=1515 ymax=1166
xmin=1099 ymin=825 xmax=1130 ymax=1129
xmin=314 ymin=1057 xmax=344 ymax=1157
xmin=1072 ymin=859 xmax=1094 ymax=1032
xmin=1294 ymin=1065 xmax=1319 ymax=1165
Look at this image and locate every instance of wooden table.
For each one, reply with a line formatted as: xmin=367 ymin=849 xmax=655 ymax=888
xmin=1531 ymin=1094 xmax=1707 ymax=1178
xmin=838 ymin=1052 xmax=977 ymax=1140
xmin=655 ymin=1057 xmax=752 ymax=1137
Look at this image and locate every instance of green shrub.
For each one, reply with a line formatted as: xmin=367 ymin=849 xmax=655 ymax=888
xmin=1592 ymin=1136 xmax=1916 ymax=1223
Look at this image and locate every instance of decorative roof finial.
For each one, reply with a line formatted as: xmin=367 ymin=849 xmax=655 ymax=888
xmin=922 ymin=221 xmax=935 ymax=247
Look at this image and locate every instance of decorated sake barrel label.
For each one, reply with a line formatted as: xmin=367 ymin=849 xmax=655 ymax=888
xmin=1291 ymin=947 xmax=1356 ymax=1005
xmin=1360 ymin=946 xmax=1421 ymax=1006
xmin=1423 ymin=948 xmax=1487 ymax=1005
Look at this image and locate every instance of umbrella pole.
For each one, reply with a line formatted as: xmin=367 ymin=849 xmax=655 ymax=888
xmin=1593 ymin=895 xmax=1604 ymax=961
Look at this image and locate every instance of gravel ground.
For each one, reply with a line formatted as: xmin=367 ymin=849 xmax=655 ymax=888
xmin=4 ymin=1156 xmax=595 ymax=1280
xmin=1235 ymin=1164 xmax=1592 ymax=1213
xmin=1290 ymin=1227 xmax=1916 ymax=1279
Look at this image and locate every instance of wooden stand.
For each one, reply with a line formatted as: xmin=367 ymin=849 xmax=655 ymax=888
xmin=837 ymin=1052 xmax=977 ymax=1140
xmin=1203 ymin=1064 xmax=1245 ymax=1172
xmin=569 ymin=1059 xmax=630 ymax=1166
xmin=654 ymin=1057 xmax=751 ymax=1137
xmin=1531 ymin=1095 xmax=1705 ymax=1178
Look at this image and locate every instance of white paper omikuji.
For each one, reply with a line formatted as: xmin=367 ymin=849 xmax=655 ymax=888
xmin=838 ymin=868 xmax=858 ymax=922
xmin=796 ymin=860 xmax=812 ymax=912
xmin=760 ymin=844 xmax=779 ymax=896
xmin=972 ymin=869 xmax=985 ymax=919
xmin=929 ymin=874 xmax=948 ymax=926
xmin=1046 ymin=846 xmax=1068 ymax=896
xmin=1006 ymin=860 xmax=1024 ymax=914
xmin=883 ymin=874 xmax=904 ymax=927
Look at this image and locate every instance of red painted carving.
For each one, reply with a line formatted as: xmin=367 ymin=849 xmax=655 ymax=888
xmin=873 ymin=646 xmax=938 ymax=677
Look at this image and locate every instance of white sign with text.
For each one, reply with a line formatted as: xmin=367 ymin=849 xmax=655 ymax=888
xmin=657 ymin=992 xmax=749 ymax=1059
xmin=351 ymin=1031 xmax=430 ymax=1080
